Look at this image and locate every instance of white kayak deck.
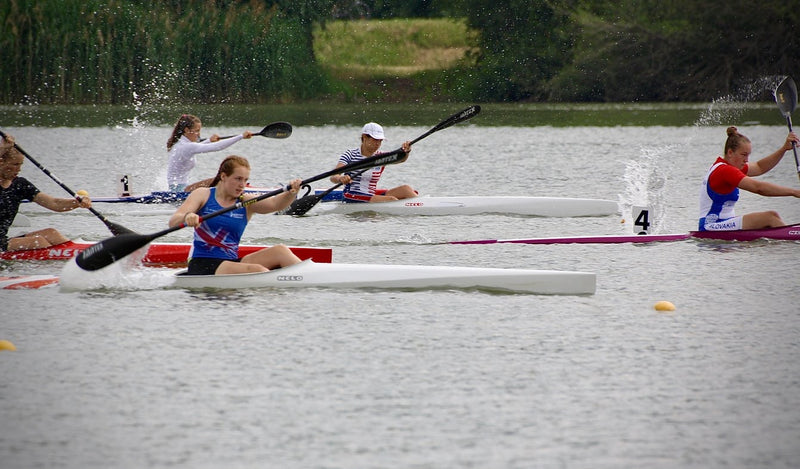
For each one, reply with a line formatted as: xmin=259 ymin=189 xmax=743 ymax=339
xmin=172 ymin=260 xmax=596 ymax=295
xmin=307 ymin=195 xmax=618 ymax=217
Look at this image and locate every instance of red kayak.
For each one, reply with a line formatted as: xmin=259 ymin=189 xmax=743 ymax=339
xmin=0 ymin=239 xmax=332 ymax=266
xmin=0 ymin=274 xmax=60 ymax=290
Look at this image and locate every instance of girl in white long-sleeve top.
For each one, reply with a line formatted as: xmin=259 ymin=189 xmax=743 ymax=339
xmin=166 ymin=114 xmax=252 ymax=192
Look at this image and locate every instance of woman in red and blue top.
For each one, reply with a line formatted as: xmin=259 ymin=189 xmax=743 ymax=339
xmin=331 ymin=122 xmax=416 ymax=203
xmin=698 ymin=126 xmax=800 ymax=231
xmin=169 ymin=155 xmax=302 ymax=275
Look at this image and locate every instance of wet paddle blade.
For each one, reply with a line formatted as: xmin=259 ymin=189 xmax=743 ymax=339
xmin=258 ymin=122 xmax=292 ymax=139
xmin=284 ymin=193 xmax=330 ymax=216
xmin=775 ymin=76 xmax=797 ymax=118
xmin=75 ymin=232 xmax=159 ymax=271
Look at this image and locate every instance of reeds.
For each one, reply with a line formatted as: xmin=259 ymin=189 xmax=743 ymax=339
xmin=0 ymin=0 xmax=329 ymax=104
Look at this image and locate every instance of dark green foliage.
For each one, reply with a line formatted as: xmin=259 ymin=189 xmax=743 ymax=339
xmin=457 ymin=0 xmax=800 ymax=102
xmin=457 ymin=0 xmax=573 ymax=101
xmin=3 ymin=0 xmax=800 ymax=104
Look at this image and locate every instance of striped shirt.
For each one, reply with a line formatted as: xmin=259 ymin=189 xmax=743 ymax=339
xmin=338 ymin=148 xmax=385 ymax=201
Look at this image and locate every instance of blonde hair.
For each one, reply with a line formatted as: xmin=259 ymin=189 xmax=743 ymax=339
xmin=210 ymin=155 xmax=250 ymax=187
xmin=724 ymin=126 xmax=750 ymax=155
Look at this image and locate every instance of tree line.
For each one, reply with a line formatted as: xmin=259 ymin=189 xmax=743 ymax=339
xmin=1 ymin=0 xmax=798 ymax=104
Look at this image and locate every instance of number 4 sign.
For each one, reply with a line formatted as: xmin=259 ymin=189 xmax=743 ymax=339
xmin=632 ymin=206 xmax=651 ymax=234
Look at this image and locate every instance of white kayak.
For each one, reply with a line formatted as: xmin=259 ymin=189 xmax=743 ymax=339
xmin=305 ymin=195 xmax=619 ymax=217
xmin=172 ymin=259 xmax=596 ymax=295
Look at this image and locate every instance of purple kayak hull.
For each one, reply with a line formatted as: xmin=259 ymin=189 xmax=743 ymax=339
xmin=449 ymin=224 xmax=800 ymax=245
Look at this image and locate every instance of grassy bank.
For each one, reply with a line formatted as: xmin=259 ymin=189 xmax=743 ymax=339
xmin=313 ymin=18 xmax=476 ymax=102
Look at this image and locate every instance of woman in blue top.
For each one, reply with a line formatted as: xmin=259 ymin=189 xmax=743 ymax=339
xmin=168 ymin=155 xmax=302 ymax=275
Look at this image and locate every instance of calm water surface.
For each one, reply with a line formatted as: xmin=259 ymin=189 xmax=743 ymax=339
xmin=2 ymin=105 xmax=799 ymax=468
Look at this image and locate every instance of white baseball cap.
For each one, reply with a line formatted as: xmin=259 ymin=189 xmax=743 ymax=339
xmin=361 ymin=122 xmax=385 ymax=140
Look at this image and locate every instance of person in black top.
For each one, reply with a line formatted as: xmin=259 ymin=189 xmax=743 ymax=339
xmin=1 ymin=134 xmax=92 ymax=252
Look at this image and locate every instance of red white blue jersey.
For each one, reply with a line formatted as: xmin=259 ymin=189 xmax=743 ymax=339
xmin=698 ymin=157 xmax=747 ymax=231
xmin=189 ymin=188 xmax=247 ymax=260
xmin=338 ymin=148 xmax=385 ymax=202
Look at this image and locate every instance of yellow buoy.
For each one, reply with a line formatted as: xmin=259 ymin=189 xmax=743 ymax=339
xmin=0 ymin=339 xmax=17 ymax=351
xmin=76 ymin=189 xmax=89 ymax=196
xmin=654 ymin=300 xmax=676 ymax=311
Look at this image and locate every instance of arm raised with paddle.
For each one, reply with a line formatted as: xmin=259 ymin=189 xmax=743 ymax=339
xmin=0 ymin=129 xmax=134 ymax=238
xmin=168 ymin=116 xmax=292 ymax=192
xmin=283 ymin=105 xmax=481 ymax=216
xmin=75 ymin=147 xmax=409 ymax=271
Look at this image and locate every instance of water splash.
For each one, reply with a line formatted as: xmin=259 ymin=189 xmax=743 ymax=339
xmin=59 ymin=249 xmax=175 ymax=292
xmin=696 ymin=75 xmax=787 ymax=127
xmin=618 ymin=145 xmax=672 ymax=233
xmin=109 ymin=60 xmax=184 ymax=192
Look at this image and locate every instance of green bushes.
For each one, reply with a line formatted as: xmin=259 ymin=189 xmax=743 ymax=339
xmin=0 ymin=0 xmax=329 ymax=104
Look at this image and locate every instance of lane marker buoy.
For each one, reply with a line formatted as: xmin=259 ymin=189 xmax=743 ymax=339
xmin=654 ymin=300 xmax=676 ymax=311
xmin=0 ymin=339 xmax=17 ymax=351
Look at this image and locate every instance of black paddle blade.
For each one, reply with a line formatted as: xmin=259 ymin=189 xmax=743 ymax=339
xmin=775 ymin=77 xmax=797 ymax=117
xmin=259 ymin=122 xmax=292 ymax=139
xmin=284 ymin=193 xmax=327 ymax=216
xmin=75 ymin=232 xmax=157 ymax=271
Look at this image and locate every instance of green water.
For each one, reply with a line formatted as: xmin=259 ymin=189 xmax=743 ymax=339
xmin=0 ymin=101 xmax=785 ymax=128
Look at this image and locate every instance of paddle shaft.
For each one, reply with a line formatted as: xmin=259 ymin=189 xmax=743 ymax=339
xmin=0 ymin=130 xmax=134 ymax=236
xmin=775 ymin=76 xmax=800 ymax=182
xmin=75 ymin=147 xmax=409 ymax=270
xmin=285 ymin=105 xmax=482 ymax=216
xmin=409 ymin=105 xmax=481 ymax=145
xmin=784 ymin=115 xmax=800 ymax=181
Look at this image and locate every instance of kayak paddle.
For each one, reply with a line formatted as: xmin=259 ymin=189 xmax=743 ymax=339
xmin=283 ymin=105 xmax=481 ymax=216
xmin=282 ymin=168 xmax=368 ymax=216
xmin=0 ymin=129 xmax=135 ymax=236
xmin=75 ymin=147 xmax=410 ymax=271
xmin=203 ymin=121 xmax=293 ymax=141
xmin=774 ymin=76 xmax=799 ymax=182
